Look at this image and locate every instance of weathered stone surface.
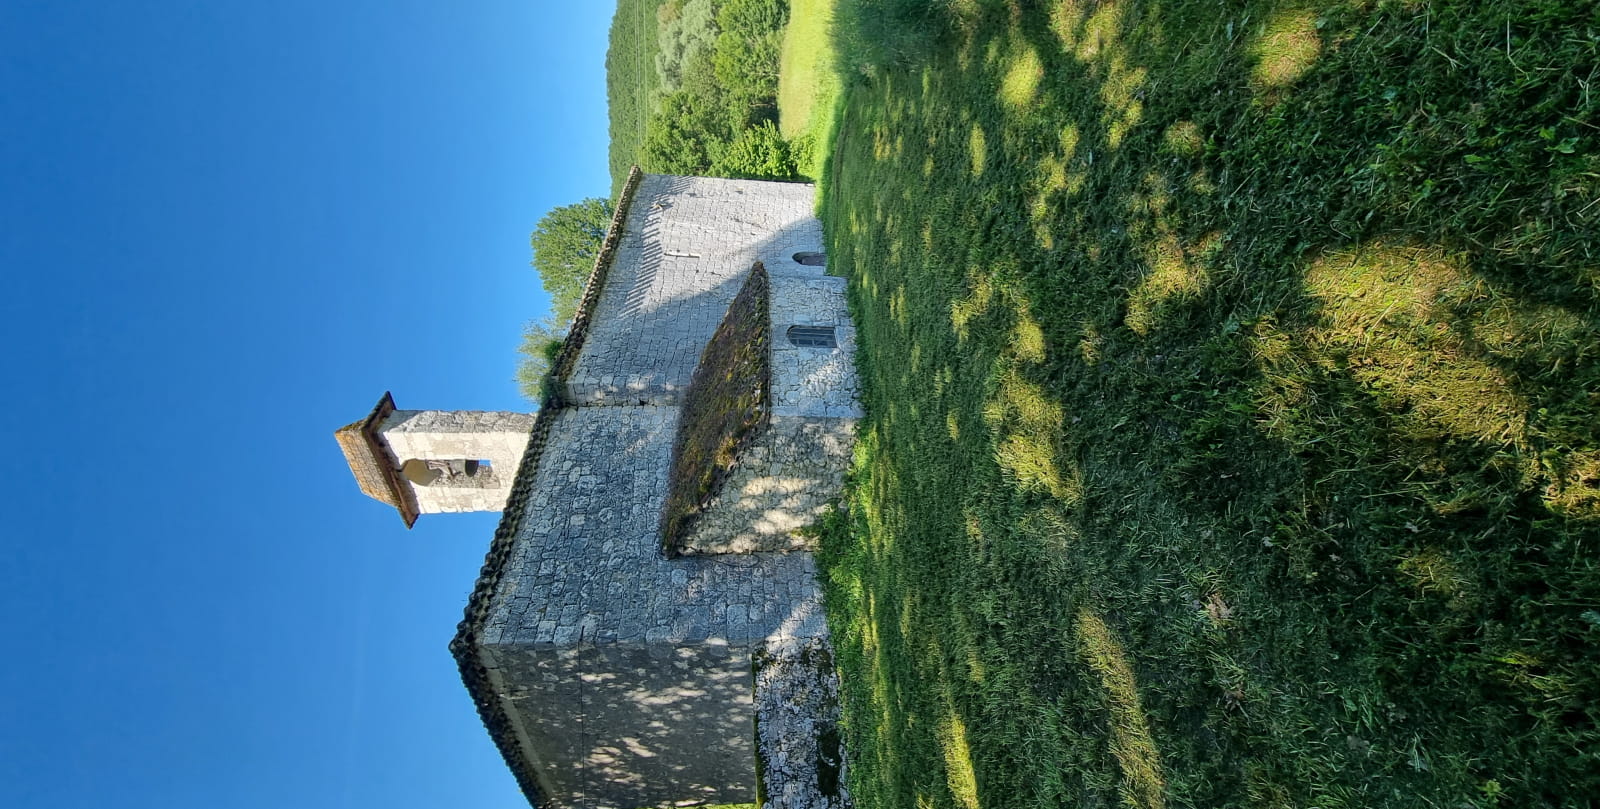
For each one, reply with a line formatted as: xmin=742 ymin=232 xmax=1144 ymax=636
xmin=378 ymin=409 xmax=534 ymax=514
xmin=565 ymin=175 xmax=826 ymax=406
xmin=455 ymin=174 xmax=859 ymax=809
xmin=768 ymin=273 xmax=862 ymax=420
xmin=482 ymin=407 xmax=828 ymax=650
xmin=678 ymin=416 xmax=855 ymax=554
xmin=754 ymin=638 xmax=853 ymax=809
xmin=678 ymin=270 xmax=861 ymax=555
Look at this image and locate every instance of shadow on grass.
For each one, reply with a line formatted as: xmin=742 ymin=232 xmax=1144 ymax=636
xmin=816 ymin=0 xmax=1599 ymax=807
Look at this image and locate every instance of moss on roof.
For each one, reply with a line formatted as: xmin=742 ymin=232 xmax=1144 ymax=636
xmin=660 ymin=262 xmax=773 ymax=555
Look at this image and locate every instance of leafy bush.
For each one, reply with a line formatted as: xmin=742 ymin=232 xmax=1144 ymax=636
xmin=514 ymin=318 xmax=565 ymax=406
xmin=644 ymin=80 xmax=732 ymax=174
xmin=654 ymin=0 xmax=717 ymax=95
xmin=528 ymin=197 xmax=614 ymax=328
xmin=785 ymin=131 xmax=817 ymax=177
xmin=713 ymin=0 xmax=787 ymax=84
xmin=612 ymin=0 xmax=794 ymax=181
xmin=712 ymin=120 xmax=797 ymax=180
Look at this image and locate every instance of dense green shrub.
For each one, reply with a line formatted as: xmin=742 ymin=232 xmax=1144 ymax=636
xmin=514 ymin=318 xmax=565 ymax=406
xmin=712 ymin=120 xmax=796 ymax=180
xmin=713 ymin=0 xmax=787 ymax=83
xmin=611 ymin=0 xmax=797 ymax=183
xmin=643 ymin=76 xmax=732 ymax=174
xmin=654 ymin=0 xmax=717 ymax=95
xmin=528 ymin=197 xmax=614 ymax=328
xmin=785 ymin=131 xmax=817 ymax=176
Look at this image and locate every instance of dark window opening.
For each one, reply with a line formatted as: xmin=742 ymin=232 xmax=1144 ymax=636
xmin=401 ymin=458 xmax=495 ymax=487
xmin=787 ymin=325 xmax=838 ymax=349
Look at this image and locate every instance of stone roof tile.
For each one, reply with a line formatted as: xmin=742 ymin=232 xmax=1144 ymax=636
xmin=333 ymin=392 xmax=419 ymax=528
xmin=449 ymin=166 xmax=645 ymax=808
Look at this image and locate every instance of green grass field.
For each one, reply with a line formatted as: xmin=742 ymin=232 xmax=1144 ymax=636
xmin=809 ymin=0 xmax=1600 ymax=807
xmin=776 ymin=0 xmax=843 ymax=178
xmin=606 ymin=0 xmax=663 ymax=194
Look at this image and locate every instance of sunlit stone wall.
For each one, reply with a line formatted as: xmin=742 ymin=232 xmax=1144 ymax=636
xmin=470 ymin=174 xmax=851 ymax=809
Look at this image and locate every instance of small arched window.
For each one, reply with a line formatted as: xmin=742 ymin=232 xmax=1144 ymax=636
xmin=787 ymin=325 xmax=838 ymax=348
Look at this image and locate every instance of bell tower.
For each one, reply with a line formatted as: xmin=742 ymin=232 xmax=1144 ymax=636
xmin=335 ymin=392 xmax=535 ymax=527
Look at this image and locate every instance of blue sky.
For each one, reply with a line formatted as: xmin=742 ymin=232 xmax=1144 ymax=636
xmin=1 ymin=3 xmax=614 ymax=807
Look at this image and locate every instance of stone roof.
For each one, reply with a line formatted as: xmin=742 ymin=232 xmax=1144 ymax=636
xmin=449 ymin=166 xmax=645 ymax=808
xmin=334 ymin=392 xmax=420 ymax=528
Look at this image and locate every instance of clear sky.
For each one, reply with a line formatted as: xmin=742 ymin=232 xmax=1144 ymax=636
xmin=1 ymin=3 xmax=615 ymax=807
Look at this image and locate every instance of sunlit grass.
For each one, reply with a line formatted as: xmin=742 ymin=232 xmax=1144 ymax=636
xmin=1076 ymin=610 xmax=1167 ymax=809
xmin=778 ymin=0 xmax=843 ymax=179
xmin=1303 ymin=243 xmax=1527 ymax=445
xmin=999 ymin=44 xmax=1043 ymax=110
xmin=939 ymin=710 xmax=983 ymax=809
xmin=1125 ymin=232 xmax=1209 ymax=336
xmin=817 ymin=1 xmax=1600 ymax=808
xmin=1249 ymin=8 xmax=1322 ymax=91
xmin=968 ymin=122 xmax=987 ymax=177
xmin=1160 ymin=121 xmax=1203 ymax=156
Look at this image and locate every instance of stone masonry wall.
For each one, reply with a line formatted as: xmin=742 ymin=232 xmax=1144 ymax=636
xmin=462 ymin=174 xmax=852 ymax=809
xmin=565 ymin=175 xmax=823 ymax=406
xmin=768 ymin=274 xmax=862 ymax=420
xmin=479 ymin=405 xmax=828 ymax=809
xmin=481 ymin=643 xmax=756 ymax=809
xmin=677 ymin=270 xmax=862 ymax=554
xmin=677 ymin=416 xmax=855 ymax=555
xmin=754 ymin=638 xmax=853 ymax=809
xmin=379 ymin=410 xmax=534 ymax=514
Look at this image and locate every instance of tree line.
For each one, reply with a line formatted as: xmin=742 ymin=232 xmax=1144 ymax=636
xmin=519 ymin=0 xmax=797 ymax=403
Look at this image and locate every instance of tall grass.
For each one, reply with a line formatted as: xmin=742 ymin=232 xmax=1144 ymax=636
xmin=819 ymin=0 xmax=1600 ymax=807
xmin=775 ymin=0 xmax=843 ymax=180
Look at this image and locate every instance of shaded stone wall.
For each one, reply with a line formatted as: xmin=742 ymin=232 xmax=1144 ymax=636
xmin=480 ymin=405 xmax=827 ymax=809
xmin=754 ymin=638 xmax=853 ymax=809
xmin=565 ymin=175 xmax=823 ymax=406
xmin=678 ymin=270 xmax=862 ymax=555
xmin=481 ymin=643 xmax=756 ymax=809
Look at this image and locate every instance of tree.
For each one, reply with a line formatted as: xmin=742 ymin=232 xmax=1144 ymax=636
xmin=515 ymin=317 xmax=565 ymax=406
xmin=654 ymin=0 xmax=718 ymax=95
xmin=530 ymin=198 xmax=614 ymax=327
xmin=712 ymin=0 xmax=786 ymax=87
xmin=711 ymin=120 xmax=796 ymax=180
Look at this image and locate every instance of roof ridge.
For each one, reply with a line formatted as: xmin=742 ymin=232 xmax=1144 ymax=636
xmin=448 ymin=166 xmax=646 ymax=807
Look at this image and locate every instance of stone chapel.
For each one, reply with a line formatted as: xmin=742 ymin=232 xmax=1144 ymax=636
xmin=336 ymin=170 xmax=858 ymax=809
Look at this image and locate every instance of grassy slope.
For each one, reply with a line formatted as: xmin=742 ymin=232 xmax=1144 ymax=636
xmin=606 ymin=0 xmax=663 ymax=195
xmin=776 ymin=0 xmax=843 ymax=179
xmin=818 ymin=1 xmax=1599 ymax=808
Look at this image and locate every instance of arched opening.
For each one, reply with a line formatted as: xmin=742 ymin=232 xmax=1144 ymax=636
xmin=401 ymin=458 xmax=493 ymax=487
xmin=793 ymin=251 xmax=826 ymax=266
